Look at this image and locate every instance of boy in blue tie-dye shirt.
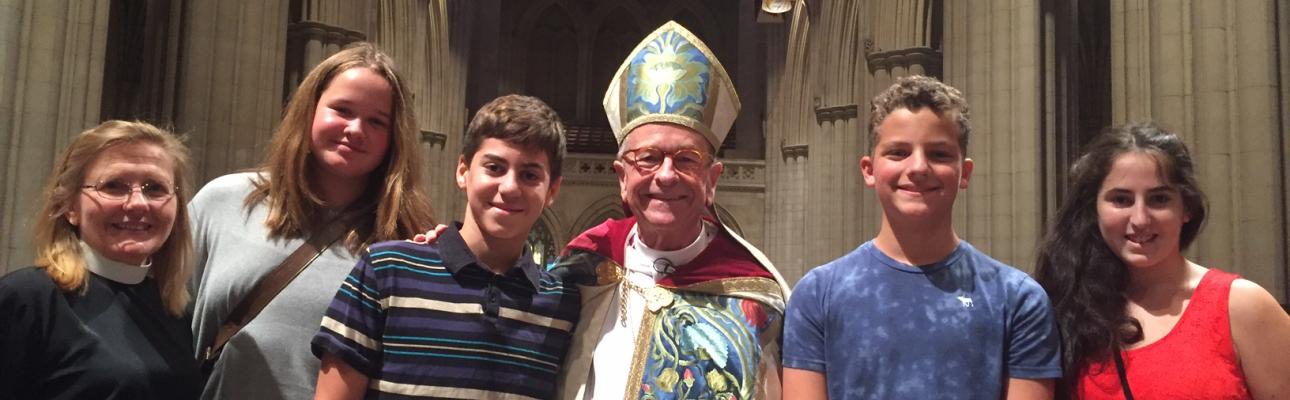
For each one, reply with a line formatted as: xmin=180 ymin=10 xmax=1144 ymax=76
xmin=781 ymin=76 xmax=1062 ymax=400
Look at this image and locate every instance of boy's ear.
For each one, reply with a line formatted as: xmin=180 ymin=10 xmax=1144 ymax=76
xmin=959 ymin=157 xmax=974 ymax=189
xmin=455 ymin=155 xmax=468 ymax=190
xmin=545 ymin=176 xmax=562 ymax=207
xmin=860 ymin=155 xmax=876 ymax=187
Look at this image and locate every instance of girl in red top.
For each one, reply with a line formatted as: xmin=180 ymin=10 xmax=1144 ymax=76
xmin=1034 ymin=122 xmax=1290 ymax=399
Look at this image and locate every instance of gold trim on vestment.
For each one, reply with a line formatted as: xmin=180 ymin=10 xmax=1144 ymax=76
xmin=667 ymin=277 xmax=784 ymax=299
xmin=623 ymin=305 xmax=658 ymax=399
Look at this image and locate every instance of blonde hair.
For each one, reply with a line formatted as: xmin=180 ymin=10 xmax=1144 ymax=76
xmin=34 ymin=120 xmax=194 ymax=317
xmin=245 ymin=42 xmax=435 ymax=252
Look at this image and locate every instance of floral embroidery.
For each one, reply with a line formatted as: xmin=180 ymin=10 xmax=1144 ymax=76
xmin=637 ymin=293 xmax=781 ymax=399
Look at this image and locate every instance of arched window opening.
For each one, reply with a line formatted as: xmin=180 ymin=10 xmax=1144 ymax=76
xmin=527 ymin=219 xmax=558 ymax=269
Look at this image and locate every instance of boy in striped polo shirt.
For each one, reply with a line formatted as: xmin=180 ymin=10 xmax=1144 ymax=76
xmin=311 ymin=94 xmax=579 ymax=399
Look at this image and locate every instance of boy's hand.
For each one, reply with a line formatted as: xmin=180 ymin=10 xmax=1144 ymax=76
xmin=412 ymin=224 xmax=449 ymax=244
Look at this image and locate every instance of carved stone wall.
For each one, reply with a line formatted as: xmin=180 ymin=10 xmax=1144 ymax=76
xmin=0 ymin=0 xmax=110 ymax=271
xmin=174 ymin=0 xmax=289 ymax=183
xmin=942 ymin=0 xmax=1043 ymax=270
xmin=371 ymin=0 xmax=473 ymax=223
xmin=764 ymin=0 xmax=815 ymax=282
xmin=1111 ymin=0 xmax=1287 ymax=300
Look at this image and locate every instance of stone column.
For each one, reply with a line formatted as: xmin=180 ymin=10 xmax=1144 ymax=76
xmin=0 ymin=0 xmax=110 ymax=272
xmin=764 ymin=0 xmax=814 ymax=282
xmin=802 ymin=0 xmax=864 ymax=270
xmin=372 ymin=0 xmax=437 ymax=219
xmin=866 ymin=0 xmax=943 ymax=79
xmin=943 ymin=0 xmax=1043 ymax=269
xmin=174 ymin=0 xmax=289 ymax=183
xmin=763 ymin=15 xmax=788 ymax=276
xmin=1111 ymin=0 xmax=1287 ymax=301
xmin=731 ymin=0 xmax=766 ymax=159
xmin=1281 ymin=0 xmax=1290 ymax=303
xmin=412 ymin=0 xmax=474 ymax=222
xmin=286 ymin=0 xmax=370 ymax=95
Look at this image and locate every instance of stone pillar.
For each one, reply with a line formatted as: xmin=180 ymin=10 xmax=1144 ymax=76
xmin=371 ymin=0 xmax=465 ymax=223
xmin=372 ymin=0 xmax=436 ymax=219
xmin=731 ymin=0 xmax=766 ymax=159
xmin=866 ymin=0 xmax=943 ymax=79
xmin=943 ymin=0 xmax=1043 ymax=269
xmin=802 ymin=0 xmax=864 ymax=270
xmin=286 ymin=0 xmax=370 ymax=95
xmin=174 ymin=0 xmax=288 ymax=183
xmin=1281 ymin=0 xmax=1290 ymax=303
xmin=1111 ymin=0 xmax=1287 ymax=301
xmin=764 ymin=0 xmax=814 ymax=282
xmin=414 ymin=0 xmax=474 ymax=222
xmin=0 ymin=0 xmax=110 ymax=273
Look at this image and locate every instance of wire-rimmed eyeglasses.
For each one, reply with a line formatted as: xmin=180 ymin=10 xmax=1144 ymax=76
xmin=80 ymin=179 xmax=177 ymax=203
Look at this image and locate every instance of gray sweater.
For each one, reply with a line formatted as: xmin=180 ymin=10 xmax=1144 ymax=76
xmin=189 ymin=172 xmax=360 ymax=400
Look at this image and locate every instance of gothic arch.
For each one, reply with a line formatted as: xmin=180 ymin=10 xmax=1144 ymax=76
xmin=514 ymin=0 xmax=589 ymax=36
xmin=586 ymin=6 xmax=647 ymax=128
xmin=521 ymin=5 xmax=580 ymax=119
xmin=587 ymin=1 xmax=649 ymax=34
xmin=527 ymin=209 xmax=567 ymax=268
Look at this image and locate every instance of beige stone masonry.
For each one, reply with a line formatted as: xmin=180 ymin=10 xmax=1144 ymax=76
xmin=0 ymin=0 xmax=109 ymax=272
xmin=1111 ymin=0 xmax=1287 ymax=301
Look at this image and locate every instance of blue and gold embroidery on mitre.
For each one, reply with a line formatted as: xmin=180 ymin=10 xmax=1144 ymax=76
xmin=626 ymin=31 xmax=710 ymax=123
xmin=604 ymin=21 xmax=741 ymax=150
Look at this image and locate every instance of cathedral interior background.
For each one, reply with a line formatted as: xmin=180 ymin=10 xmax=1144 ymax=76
xmin=2 ymin=0 xmax=1288 ymax=307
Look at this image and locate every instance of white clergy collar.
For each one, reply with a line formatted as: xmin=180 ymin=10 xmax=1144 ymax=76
xmin=626 ymin=221 xmax=716 ymax=278
xmin=81 ymin=241 xmax=151 ymax=284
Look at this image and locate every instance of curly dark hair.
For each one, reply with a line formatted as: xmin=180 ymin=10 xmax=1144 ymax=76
xmin=868 ymin=75 xmax=971 ymax=155
xmin=1034 ymin=121 xmax=1207 ymax=393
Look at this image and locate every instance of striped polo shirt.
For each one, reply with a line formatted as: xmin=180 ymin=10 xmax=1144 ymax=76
xmin=312 ymin=224 xmax=580 ymax=399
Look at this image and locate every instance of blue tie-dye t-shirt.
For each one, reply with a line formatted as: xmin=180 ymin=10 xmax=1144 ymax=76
xmin=783 ymin=240 xmax=1061 ymax=399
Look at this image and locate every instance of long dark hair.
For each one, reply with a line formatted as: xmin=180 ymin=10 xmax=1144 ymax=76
xmin=1034 ymin=121 xmax=1207 ymax=390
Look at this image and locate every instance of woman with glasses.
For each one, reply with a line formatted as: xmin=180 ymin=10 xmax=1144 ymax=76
xmin=0 ymin=120 xmax=200 ymax=399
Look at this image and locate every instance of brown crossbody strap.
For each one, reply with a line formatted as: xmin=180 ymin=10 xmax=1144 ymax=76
xmin=202 ymin=219 xmax=350 ymax=364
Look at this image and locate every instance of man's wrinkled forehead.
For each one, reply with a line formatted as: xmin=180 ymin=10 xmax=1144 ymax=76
xmin=623 ymin=122 xmax=714 ymax=152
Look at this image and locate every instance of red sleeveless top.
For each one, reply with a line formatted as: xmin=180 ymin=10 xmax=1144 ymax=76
xmin=1075 ymin=269 xmax=1250 ymax=399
